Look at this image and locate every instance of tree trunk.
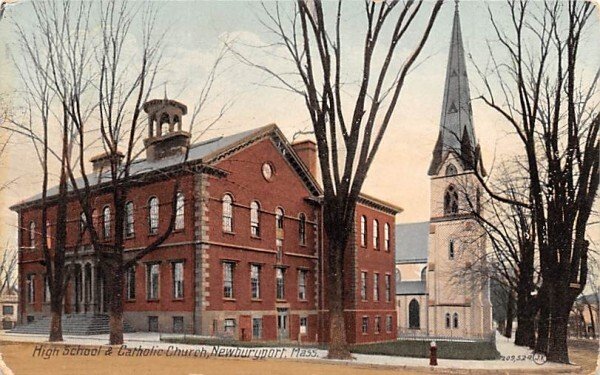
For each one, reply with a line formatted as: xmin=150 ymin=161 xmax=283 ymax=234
xmin=504 ymin=291 xmax=514 ymax=338
xmin=325 ymin=237 xmax=351 ymax=359
xmin=515 ymin=292 xmax=536 ymax=347
xmin=546 ymin=300 xmax=571 ymax=363
xmin=108 ymin=265 xmax=124 ymax=345
xmin=49 ymin=299 xmax=63 ymax=342
xmin=587 ymin=303 xmax=596 ymax=339
xmin=535 ymin=302 xmax=549 ymax=354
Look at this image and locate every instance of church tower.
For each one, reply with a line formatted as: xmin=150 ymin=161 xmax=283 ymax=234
xmin=425 ymin=2 xmax=492 ymax=338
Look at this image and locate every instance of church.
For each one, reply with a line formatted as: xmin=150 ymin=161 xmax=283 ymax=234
xmin=395 ymin=3 xmax=493 ymax=339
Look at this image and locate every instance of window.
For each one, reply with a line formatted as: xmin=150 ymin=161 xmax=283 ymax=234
xmin=361 ymin=271 xmax=367 ymax=300
xmin=92 ymin=209 xmax=99 ymax=232
xmin=453 ymin=313 xmax=459 ymax=328
xmin=408 ymin=299 xmax=420 ymax=329
xmin=384 ymin=223 xmax=390 ymax=251
xmin=146 ymin=263 xmax=160 ymax=300
xmin=250 ymin=264 xmax=260 ymax=299
xmin=299 ymin=317 xmax=308 ymax=334
xmin=173 ymin=262 xmax=184 ymax=299
xmin=276 ymin=268 xmax=285 ymax=300
xmin=373 ymin=273 xmax=380 ymax=301
xmin=373 ymin=220 xmax=379 ymax=249
xmin=102 ymin=206 xmax=111 ymax=238
xmin=44 ymin=275 xmax=50 ymax=302
xmin=2 ymin=305 xmax=13 ymax=315
xmin=29 ymin=221 xmax=36 ymax=247
xmin=375 ymin=316 xmax=381 ymax=334
xmin=362 ymin=317 xmax=368 ymax=334
xmin=360 ymin=216 xmax=367 ymax=247
xmin=421 ymin=266 xmax=427 ymax=281
xmin=446 ymin=163 xmax=457 ymax=176
xmin=126 ymin=266 xmax=136 ymax=300
xmin=275 ymin=207 xmax=284 ymax=230
xmin=444 ymin=185 xmax=459 ymax=215
xmin=125 ymin=202 xmax=134 ymax=237
xmin=223 ymin=262 xmax=234 ymax=298
xmin=298 ymin=213 xmax=306 ymax=245
xmin=386 ymin=315 xmax=393 ymax=332
xmin=445 ymin=313 xmax=451 ymax=328
xmin=148 ymin=197 xmax=159 ymax=234
xmin=222 ymin=194 xmax=233 ymax=232
xmin=224 ymin=319 xmax=236 ymax=335
xmin=298 ymin=270 xmax=307 ymax=300
xmin=175 ymin=192 xmax=185 ymax=230
xmin=385 ymin=274 xmax=391 ymax=302
xmin=252 ymin=317 xmax=262 ymax=339
xmin=173 ymin=316 xmax=184 ymax=333
xmin=250 ymin=201 xmax=260 ymax=237
xmin=449 ymin=240 xmax=455 ymax=260
xmin=26 ymin=274 xmax=35 ymax=303
xmin=46 ymin=221 xmax=52 ymax=248
xmin=148 ymin=316 xmax=158 ymax=332
xmin=79 ymin=212 xmax=87 ymax=235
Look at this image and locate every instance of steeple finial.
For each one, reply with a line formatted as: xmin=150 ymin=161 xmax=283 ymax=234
xmin=428 ymin=1 xmax=479 ymax=176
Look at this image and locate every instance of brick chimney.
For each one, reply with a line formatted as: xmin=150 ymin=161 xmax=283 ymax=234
xmin=292 ymin=139 xmax=317 ymax=177
xmin=90 ymin=151 xmax=124 ymax=174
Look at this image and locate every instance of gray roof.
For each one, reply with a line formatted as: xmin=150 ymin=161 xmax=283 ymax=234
xmin=396 ymin=280 xmax=427 ymax=296
xmin=11 ymin=125 xmax=272 ymax=209
xmin=395 ymin=221 xmax=429 ymax=263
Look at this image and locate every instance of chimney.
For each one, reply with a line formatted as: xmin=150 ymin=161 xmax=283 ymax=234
xmin=292 ymin=139 xmax=318 ymax=177
xmin=90 ymin=151 xmax=124 ymax=174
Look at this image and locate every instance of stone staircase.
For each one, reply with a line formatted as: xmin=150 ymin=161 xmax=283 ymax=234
xmin=9 ymin=314 xmax=135 ymax=335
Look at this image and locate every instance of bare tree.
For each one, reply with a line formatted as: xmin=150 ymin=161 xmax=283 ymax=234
xmin=0 ymin=247 xmax=17 ymax=294
xmin=234 ymin=0 xmax=444 ymax=358
xmin=473 ymin=0 xmax=599 ymax=363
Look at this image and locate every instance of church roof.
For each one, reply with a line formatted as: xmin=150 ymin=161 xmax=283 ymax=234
xmin=428 ymin=3 xmax=479 ymax=175
xmin=396 ymin=280 xmax=427 ymax=296
xmin=395 ymin=221 xmax=429 ymax=264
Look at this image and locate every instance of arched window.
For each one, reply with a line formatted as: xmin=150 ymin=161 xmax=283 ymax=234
xmin=148 ymin=197 xmax=159 ymax=234
xmin=395 ymin=269 xmax=401 ymax=283
xmin=102 ymin=206 xmax=111 ymax=238
xmin=222 ymin=194 xmax=233 ymax=232
xmin=275 ymin=207 xmax=284 ymax=230
xmin=46 ymin=221 xmax=52 ymax=248
xmin=421 ymin=266 xmax=427 ymax=281
xmin=444 ymin=185 xmax=459 ymax=215
xmin=175 ymin=192 xmax=185 ymax=230
xmin=159 ymin=113 xmax=170 ymax=134
xmin=445 ymin=313 xmax=451 ymax=328
xmin=29 ymin=221 xmax=36 ymax=247
xmin=360 ymin=215 xmax=367 ymax=247
xmin=250 ymin=201 xmax=260 ymax=237
xmin=384 ymin=223 xmax=390 ymax=251
xmin=92 ymin=209 xmax=99 ymax=232
xmin=298 ymin=213 xmax=306 ymax=245
xmin=80 ymin=212 xmax=87 ymax=235
xmin=445 ymin=163 xmax=457 ymax=176
xmin=373 ymin=219 xmax=380 ymax=249
xmin=449 ymin=240 xmax=455 ymax=260
xmin=125 ymin=202 xmax=134 ymax=236
xmin=408 ymin=299 xmax=420 ymax=329
xmin=453 ymin=312 xmax=459 ymax=328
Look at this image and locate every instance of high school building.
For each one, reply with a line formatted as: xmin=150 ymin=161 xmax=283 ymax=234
xmin=11 ymin=108 xmax=400 ymax=344
xmin=395 ymin=3 xmax=493 ymax=339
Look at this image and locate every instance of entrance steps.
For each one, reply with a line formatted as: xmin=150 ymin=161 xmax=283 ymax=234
xmin=9 ymin=314 xmax=135 ymax=335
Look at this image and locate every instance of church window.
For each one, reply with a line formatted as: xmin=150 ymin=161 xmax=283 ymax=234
xmin=445 ymin=313 xmax=451 ymax=328
xmin=453 ymin=313 xmax=459 ymax=328
xmin=444 ymin=185 xmax=459 ymax=215
xmin=445 ymin=163 xmax=457 ymax=176
xmin=421 ymin=266 xmax=427 ymax=281
xmin=408 ymin=299 xmax=420 ymax=329
xmin=449 ymin=240 xmax=455 ymax=260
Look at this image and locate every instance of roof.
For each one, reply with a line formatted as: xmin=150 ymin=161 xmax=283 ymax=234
xmin=428 ymin=3 xmax=479 ymax=176
xmin=396 ymin=221 xmax=429 ymax=263
xmin=396 ymin=280 xmax=427 ymax=295
xmin=11 ymin=124 xmax=322 ymax=210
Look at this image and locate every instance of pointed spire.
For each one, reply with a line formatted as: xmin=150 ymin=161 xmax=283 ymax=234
xmin=428 ymin=1 xmax=479 ymax=175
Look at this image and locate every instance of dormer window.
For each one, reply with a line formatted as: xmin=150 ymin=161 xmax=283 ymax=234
xmin=444 ymin=185 xmax=459 ymax=215
xmin=445 ymin=163 xmax=457 ymax=176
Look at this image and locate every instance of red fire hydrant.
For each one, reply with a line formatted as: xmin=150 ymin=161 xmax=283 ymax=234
xmin=429 ymin=341 xmax=438 ymax=366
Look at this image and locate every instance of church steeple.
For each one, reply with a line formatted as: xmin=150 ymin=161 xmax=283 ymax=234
xmin=428 ymin=1 xmax=480 ymax=176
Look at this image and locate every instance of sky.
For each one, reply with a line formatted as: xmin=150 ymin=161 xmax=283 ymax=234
xmin=0 ymin=0 xmax=598 ymax=255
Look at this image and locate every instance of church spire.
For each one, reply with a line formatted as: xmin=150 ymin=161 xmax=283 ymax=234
xmin=428 ymin=1 xmax=479 ymax=176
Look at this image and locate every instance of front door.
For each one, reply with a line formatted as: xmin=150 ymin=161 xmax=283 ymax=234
xmin=277 ymin=308 xmax=288 ymax=340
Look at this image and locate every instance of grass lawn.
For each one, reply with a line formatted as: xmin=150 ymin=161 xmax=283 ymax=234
xmin=161 ymin=336 xmax=500 ymax=360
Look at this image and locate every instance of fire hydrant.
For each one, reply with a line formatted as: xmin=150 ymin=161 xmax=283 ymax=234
xmin=429 ymin=341 xmax=438 ymax=366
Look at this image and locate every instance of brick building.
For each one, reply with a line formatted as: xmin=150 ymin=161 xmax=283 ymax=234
xmin=11 ymin=103 xmax=399 ymax=344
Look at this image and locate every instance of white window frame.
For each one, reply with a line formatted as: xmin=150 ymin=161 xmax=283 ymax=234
xmin=175 ymin=192 xmax=185 ymax=230
xmin=222 ymin=194 xmax=233 ymax=232
xmin=173 ymin=261 xmax=184 ymax=299
xmin=148 ymin=197 xmax=159 ymax=234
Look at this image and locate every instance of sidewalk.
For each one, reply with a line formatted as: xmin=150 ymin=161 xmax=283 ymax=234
xmin=0 ymin=331 xmax=581 ymax=374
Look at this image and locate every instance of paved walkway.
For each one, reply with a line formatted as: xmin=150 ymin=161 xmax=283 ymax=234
xmin=0 ymin=331 xmax=580 ymax=373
